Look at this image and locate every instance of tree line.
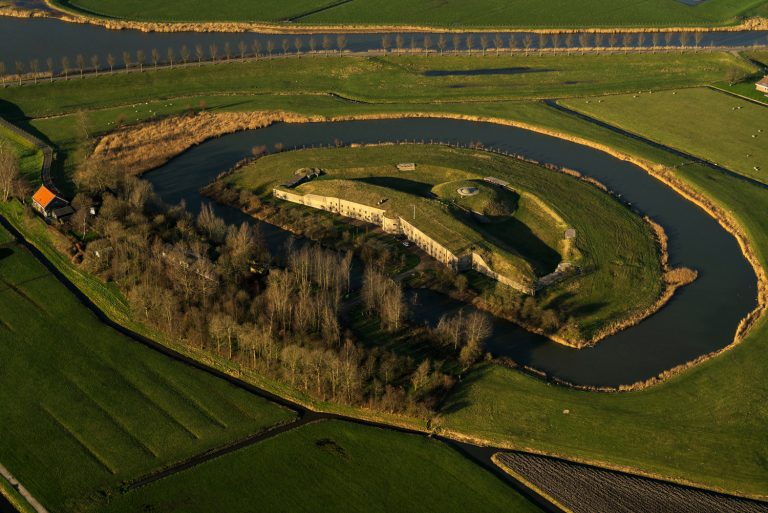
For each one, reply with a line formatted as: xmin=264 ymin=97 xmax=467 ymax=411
xmin=0 ymin=30 xmax=728 ymax=87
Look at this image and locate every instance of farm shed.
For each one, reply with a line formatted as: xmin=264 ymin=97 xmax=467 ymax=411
xmin=31 ymin=185 xmax=74 ymax=221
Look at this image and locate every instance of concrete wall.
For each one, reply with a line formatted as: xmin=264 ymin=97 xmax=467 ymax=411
xmin=273 ymin=187 xmax=532 ymax=293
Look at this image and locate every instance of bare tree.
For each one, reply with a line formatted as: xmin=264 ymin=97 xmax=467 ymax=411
xmin=466 ymin=35 xmax=474 ymax=54
xmin=494 ymin=33 xmax=503 ymax=55
xmin=679 ymin=31 xmax=689 ymax=49
xmin=538 ymin=33 xmax=548 ymax=51
xmin=437 ymin=34 xmax=446 ymax=55
xmin=238 ymin=40 xmax=247 ymax=61
xmin=396 ymin=33 xmax=405 ymax=53
xmin=151 ymin=48 xmax=159 ymax=68
xmin=480 ymin=35 xmax=489 ymax=56
xmin=46 ymin=57 xmax=54 ymax=82
xmin=0 ymin=143 xmax=20 ymax=202
xmin=76 ymin=54 xmax=85 ymax=78
xmin=423 ymin=34 xmax=432 ymax=54
xmin=508 ymin=34 xmax=517 ymax=55
xmin=91 ymin=55 xmax=99 ymax=76
xmin=30 ymin=59 xmax=39 ymax=84
xmin=224 ymin=41 xmax=232 ymax=61
xmin=107 ymin=53 xmax=115 ymax=73
xmin=664 ymin=31 xmax=673 ymax=48
xmin=208 ymin=44 xmax=218 ymax=62
xmin=452 ymin=34 xmax=461 ymax=53
xmin=337 ymin=34 xmax=347 ymax=54
xmin=579 ymin=32 xmax=589 ymax=53
xmin=321 ymin=35 xmax=331 ymax=55
xmin=15 ymin=61 xmax=24 ymax=85
xmin=0 ymin=62 xmax=5 ymax=87
xmin=622 ymin=32 xmax=632 ymax=49
xmin=136 ymin=49 xmax=145 ymax=71
xmin=565 ymin=33 xmax=574 ymax=51
xmin=381 ymin=34 xmax=390 ymax=53
xmin=652 ymin=32 xmax=660 ymax=50
xmin=196 ymin=44 xmax=204 ymax=64
xmin=594 ymin=32 xmax=604 ymax=49
xmin=268 ymin=39 xmax=276 ymax=57
xmin=282 ymin=38 xmax=290 ymax=56
xmin=252 ymin=39 xmax=262 ymax=58
xmin=694 ymin=31 xmax=703 ymax=48
xmin=410 ymin=36 xmax=417 ymax=53
xmin=608 ymin=33 xmax=618 ymax=49
xmin=167 ymin=47 xmax=175 ymax=68
xmin=308 ymin=37 xmax=316 ymax=54
xmin=522 ymin=34 xmax=533 ymax=55
xmin=62 ymin=56 xmax=70 ymax=79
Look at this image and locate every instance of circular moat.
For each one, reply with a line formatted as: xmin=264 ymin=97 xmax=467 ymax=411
xmin=143 ymin=117 xmax=758 ymax=388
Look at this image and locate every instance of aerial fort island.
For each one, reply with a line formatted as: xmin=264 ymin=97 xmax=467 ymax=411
xmin=0 ymin=0 xmax=767 ymax=512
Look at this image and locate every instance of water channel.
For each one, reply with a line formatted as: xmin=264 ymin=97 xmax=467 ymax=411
xmin=1 ymin=15 xmax=767 ymax=73
xmin=142 ymin=118 xmax=758 ymax=388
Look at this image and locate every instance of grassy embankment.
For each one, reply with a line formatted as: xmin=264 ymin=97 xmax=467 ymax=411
xmin=97 ymin=420 xmax=543 ymax=513
xmin=0 ymin=52 xmax=755 ymax=193
xmin=0 ymin=125 xmax=44 ymax=181
xmin=0 ymin=226 xmax=296 ymax=512
xmin=229 ymin=143 xmax=662 ymax=341
xmin=560 ymin=87 xmax=768 ymax=184
xmin=1 ymin=52 xmax=767 ymax=495
xmin=51 ymin=0 xmax=768 ymax=28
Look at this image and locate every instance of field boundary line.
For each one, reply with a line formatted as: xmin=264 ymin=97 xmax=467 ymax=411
xmin=707 ymin=85 xmax=768 ymax=108
xmin=0 ymin=464 xmax=49 ymax=513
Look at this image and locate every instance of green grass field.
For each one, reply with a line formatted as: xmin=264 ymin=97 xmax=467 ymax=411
xmin=51 ymin=0 xmax=768 ymax=28
xmin=560 ymin=87 xmax=768 ymax=184
xmin=98 ymin=419 xmax=542 ymax=513
xmin=2 ymin=50 xmax=768 ymax=497
xmin=0 ymin=235 xmax=296 ymax=512
xmin=0 ymin=125 xmax=44 ymax=182
xmin=232 ymin=143 xmax=662 ymax=341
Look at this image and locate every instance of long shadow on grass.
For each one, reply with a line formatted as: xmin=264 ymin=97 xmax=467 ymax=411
xmin=424 ymin=68 xmax=555 ymax=77
xmin=351 ymin=177 xmax=434 ymax=197
xmin=475 ymin=217 xmax=561 ymax=276
xmin=0 ymin=247 xmax=11 ymax=261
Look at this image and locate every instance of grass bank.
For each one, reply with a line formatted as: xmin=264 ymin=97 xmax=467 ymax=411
xmin=48 ymin=0 xmax=768 ymax=29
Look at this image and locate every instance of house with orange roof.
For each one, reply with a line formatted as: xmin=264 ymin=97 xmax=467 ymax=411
xmin=32 ymin=185 xmax=74 ymax=221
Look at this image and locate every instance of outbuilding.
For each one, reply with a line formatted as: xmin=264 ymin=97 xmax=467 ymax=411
xmin=31 ymin=185 xmax=74 ymax=221
xmin=756 ymin=76 xmax=768 ymax=94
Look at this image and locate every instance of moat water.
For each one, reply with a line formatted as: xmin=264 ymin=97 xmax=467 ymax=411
xmin=142 ymin=118 xmax=758 ymax=388
xmin=1 ymin=15 xmax=767 ymax=73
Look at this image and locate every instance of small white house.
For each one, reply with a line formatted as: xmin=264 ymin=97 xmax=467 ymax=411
xmin=756 ymin=76 xmax=768 ymax=94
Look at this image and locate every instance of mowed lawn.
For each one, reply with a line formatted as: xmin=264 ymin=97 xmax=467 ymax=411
xmin=560 ymin=87 xmax=768 ymax=184
xmin=53 ymin=0 xmax=768 ymax=28
xmin=0 ymin=237 xmax=295 ymax=512
xmin=99 ymin=419 xmax=542 ymax=513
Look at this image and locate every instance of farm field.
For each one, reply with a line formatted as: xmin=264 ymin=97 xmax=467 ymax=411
xmin=0 ymin=53 xmax=756 ymax=119
xmin=495 ymin=452 xmax=768 ymax=513
xmin=98 ymin=419 xmax=543 ymax=513
xmin=0 ymin=235 xmax=296 ymax=512
xmin=560 ymin=87 xmax=768 ymax=184
xmin=231 ymin=143 xmax=663 ymax=342
xmin=51 ymin=0 xmax=768 ymax=28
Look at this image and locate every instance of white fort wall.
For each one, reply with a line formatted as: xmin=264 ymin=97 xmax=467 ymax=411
xmin=273 ymin=187 xmax=533 ymax=294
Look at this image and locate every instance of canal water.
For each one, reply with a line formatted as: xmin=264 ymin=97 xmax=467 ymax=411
xmin=142 ymin=118 xmax=758 ymax=387
xmin=1 ymin=15 xmax=767 ymax=72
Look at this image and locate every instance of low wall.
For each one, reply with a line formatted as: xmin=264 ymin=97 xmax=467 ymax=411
xmin=273 ymin=187 xmax=533 ymax=293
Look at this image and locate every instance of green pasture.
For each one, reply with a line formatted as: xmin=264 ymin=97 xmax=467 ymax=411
xmin=560 ymin=87 xmax=768 ymax=184
xmin=98 ymin=419 xmax=542 ymax=513
xmin=51 ymin=0 xmax=768 ymax=28
xmin=0 ymin=237 xmax=295 ymax=512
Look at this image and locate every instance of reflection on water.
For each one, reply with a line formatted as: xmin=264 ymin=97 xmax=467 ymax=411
xmin=143 ymin=118 xmax=757 ymax=387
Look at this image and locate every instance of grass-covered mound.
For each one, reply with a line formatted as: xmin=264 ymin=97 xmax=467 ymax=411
xmin=433 ymin=179 xmax=520 ymax=218
xmin=228 ymin=144 xmax=663 ymax=342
